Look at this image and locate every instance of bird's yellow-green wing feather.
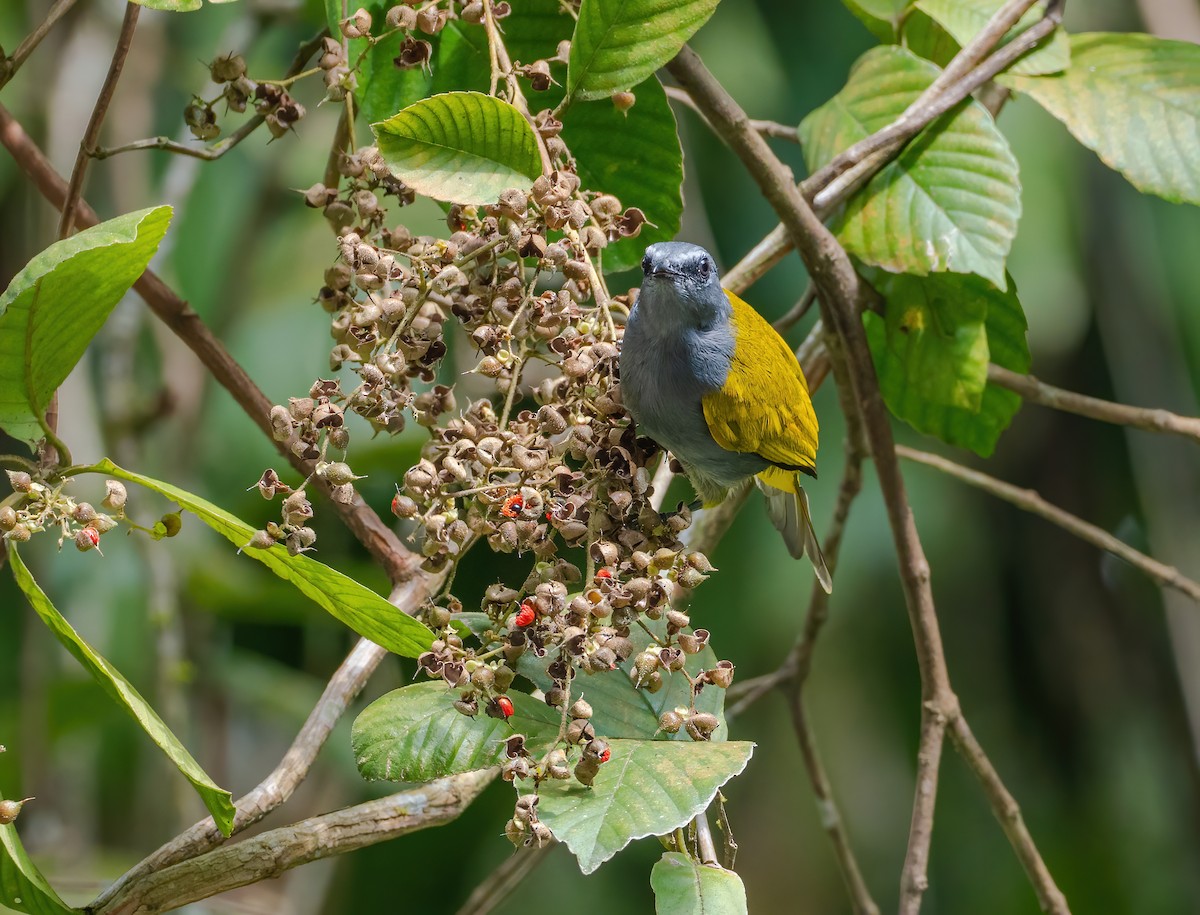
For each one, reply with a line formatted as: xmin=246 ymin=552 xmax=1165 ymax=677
xmin=701 ymin=289 xmax=819 ymax=475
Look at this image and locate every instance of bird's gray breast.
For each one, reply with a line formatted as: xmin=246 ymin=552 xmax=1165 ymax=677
xmin=619 ymin=310 xmax=767 ymax=492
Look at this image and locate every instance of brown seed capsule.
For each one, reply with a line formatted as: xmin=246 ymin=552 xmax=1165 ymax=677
xmin=6 ymin=470 xmax=33 ymax=492
xmin=685 ymin=712 xmax=720 ymax=741
xmin=611 ymin=90 xmax=636 ymax=112
xmin=569 ymin=699 xmax=593 ymax=720
xmin=505 ymin=817 xmax=525 ymax=846
xmin=707 ymin=660 xmax=736 ymax=689
xmin=340 ymin=7 xmax=373 ymax=39
xmin=574 ymin=756 xmax=600 ymax=787
xmin=0 ymin=506 xmax=17 ymax=531
xmin=101 ymin=479 xmax=128 ymax=511
xmin=658 ymin=710 xmax=684 ymax=734
xmin=566 ymin=719 xmax=595 ymax=744
xmin=0 ymin=798 xmax=32 ymax=825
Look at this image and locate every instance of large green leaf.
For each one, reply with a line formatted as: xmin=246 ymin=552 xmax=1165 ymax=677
xmin=372 ymin=92 xmax=544 ymax=205
xmin=651 ymin=853 xmax=748 ymax=915
xmin=865 ymin=272 xmax=1029 ymax=456
xmin=1 ymin=806 xmax=77 ymax=915
xmin=537 ymin=738 xmax=753 ymax=874
xmin=519 ymin=617 xmax=727 ymax=741
xmin=84 ymin=460 xmax=435 ymax=658
xmin=867 ymin=273 xmax=989 ymax=412
xmin=913 ymin=0 xmax=1069 ymax=76
xmin=800 ymin=46 xmax=1021 ymax=288
xmin=9 ymin=548 xmax=235 ymax=835
xmin=0 ymin=207 xmax=171 ymax=447
xmin=352 ymin=682 xmax=560 ymax=782
xmin=1005 ymin=33 xmax=1200 ymax=206
xmin=565 ymin=0 xmax=720 ymax=106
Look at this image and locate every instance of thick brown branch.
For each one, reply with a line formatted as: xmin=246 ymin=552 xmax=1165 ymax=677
xmin=989 ymin=365 xmax=1200 ymax=444
xmin=0 ymin=103 xmax=419 ymax=582
xmin=59 ymin=3 xmax=140 ymax=238
xmin=93 ymin=770 xmax=495 ymax=915
xmin=455 ymin=844 xmax=555 ymax=915
xmin=898 ymin=445 xmax=1200 ymax=602
xmin=666 ymin=44 xmax=954 ymax=914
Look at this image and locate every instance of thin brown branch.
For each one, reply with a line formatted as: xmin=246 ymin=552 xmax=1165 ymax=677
xmin=90 ymin=30 xmax=328 ymax=162
xmin=455 ymin=844 xmax=555 ymax=915
xmin=947 ymin=716 xmax=1070 ymax=914
xmin=58 ymin=3 xmax=140 ymax=239
xmin=93 ymin=770 xmax=495 ymax=915
xmin=694 ymin=813 xmax=719 ymax=866
xmin=0 ymin=103 xmax=419 ymax=581
xmin=665 ymin=85 xmax=799 ymax=143
xmin=989 ymin=364 xmax=1200 ymax=445
xmin=898 ymin=444 xmax=1200 ymax=603
xmin=789 ymin=697 xmax=880 ymax=915
xmin=0 ymin=0 xmax=79 ymax=89
xmin=773 ymin=283 xmax=817 ymax=334
xmin=666 ymin=44 xmax=955 ymax=914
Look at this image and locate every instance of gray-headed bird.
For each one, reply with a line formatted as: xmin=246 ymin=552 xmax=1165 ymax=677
xmin=619 ymin=242 xmax=831 ymax=593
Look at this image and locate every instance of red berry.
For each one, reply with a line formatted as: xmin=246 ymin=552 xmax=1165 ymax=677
xmin=496 ymin=696 xmax=514 ymax=718
xmin=595 ymin=568 xmax=612 ymax=580
xmin=83 ymin=527 xmax=100 ymax=547
xmin=500 ymin=494 xmax=524 ymax=518
xmin=514 ymin=601 xmax=536 ymax=628
xmin=390 ymin=493 xmax=401 ymax=515
xmin=599 ymin=747 xmax=611 ymax=763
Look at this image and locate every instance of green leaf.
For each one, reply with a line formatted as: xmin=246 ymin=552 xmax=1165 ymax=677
xmin=372 ymin=92 xmax=543 ymax=205
xmin=865 ymin=272 xmax=1029 ymax=456
xmin=536 ymin=738 xmax=753 ymax=874
xmin=799 ymin=46 xmax=1021 ymax=288
xmin=913 ymin=0 xmax=1069 ymax=76
xmin=83 ymin=459 xmax=435 ymax=658
xmin=566 ymin=0 xmax=720 ymax=106
xmin=1 ymin=807 xmax=77 ymax=915
xmin=651 ymin=853 xmax=748 ymax=915
xmin=840 ymin=0 xmax=910 ymax=42
xmin=866 ymin=273 xmax=989 ymax=412
xmin=8 ymin=547 xmax=235 ymax=835
xmin=0 ymin=207 xmax=171 ymax=447
xmin=519 ymin=617 xmax=727 ymax=741
xmin=352 ymin=682 xmax=560 ymax=782
xmin=1005 ymin=33 xmax=1200 ymax=206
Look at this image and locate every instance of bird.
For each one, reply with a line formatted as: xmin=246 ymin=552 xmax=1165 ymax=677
xmin=619 ymin=241 xmax=832 ymax=593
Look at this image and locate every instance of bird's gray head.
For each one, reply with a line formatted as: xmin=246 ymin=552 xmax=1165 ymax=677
xmin=635 ymin=242 xmax=728 ymax=331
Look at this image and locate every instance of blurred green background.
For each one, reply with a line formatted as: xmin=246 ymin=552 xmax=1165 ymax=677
xmin=2 ymin=0 xmax=1199 ymax=912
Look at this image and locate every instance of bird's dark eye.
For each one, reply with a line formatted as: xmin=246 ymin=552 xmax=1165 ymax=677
xmin=641 ymin=254 xmax=652 ymax=274
xmin=697 ymin=259 xmax=711 ymax=280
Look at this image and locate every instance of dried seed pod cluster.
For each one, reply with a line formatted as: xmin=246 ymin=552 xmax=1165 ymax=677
xmin=253 ymin=3 xmax=738 ymax=804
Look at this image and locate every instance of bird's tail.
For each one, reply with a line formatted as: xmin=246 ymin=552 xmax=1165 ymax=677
xmin=757 ymin=474 xmax=832 ymax=594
